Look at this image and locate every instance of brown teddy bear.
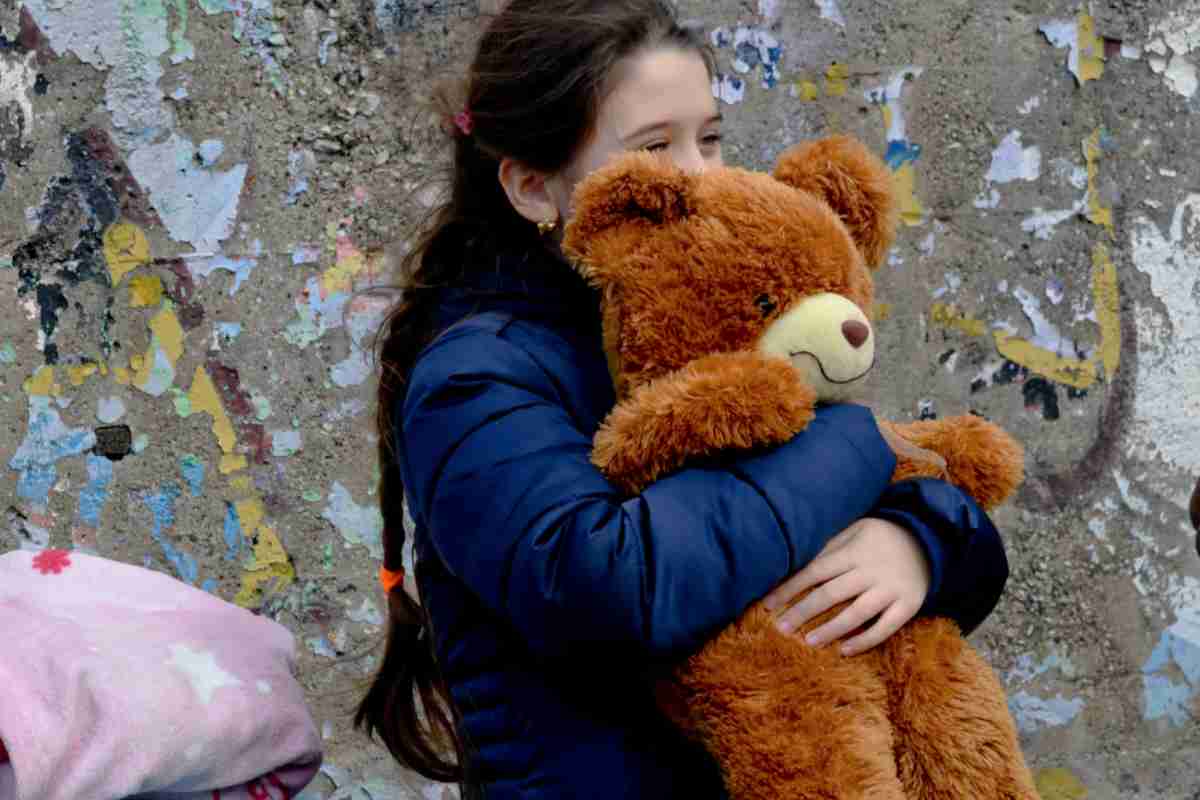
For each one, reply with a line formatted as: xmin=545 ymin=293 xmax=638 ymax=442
xmin=561 ymin=136 xmax=1038 ymax=800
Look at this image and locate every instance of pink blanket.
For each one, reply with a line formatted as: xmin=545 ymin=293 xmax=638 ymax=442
xmin=0 ymin=549 xmax=322 ymax=800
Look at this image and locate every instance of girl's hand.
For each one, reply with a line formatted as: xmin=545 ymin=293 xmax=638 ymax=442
xmin=763 ymin=518 xmax=931 ymax=656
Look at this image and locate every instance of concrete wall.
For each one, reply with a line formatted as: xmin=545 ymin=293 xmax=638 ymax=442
xmin=1 ymin=1 xmax=1197 ymax=797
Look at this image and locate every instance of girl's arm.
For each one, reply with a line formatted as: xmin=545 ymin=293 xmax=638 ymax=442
xmin=400 ymin=317 xmax=897 ymax=664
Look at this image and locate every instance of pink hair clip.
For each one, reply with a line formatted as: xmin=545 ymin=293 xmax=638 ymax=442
xmin=453 ymin=108 xmax=474 ymax=136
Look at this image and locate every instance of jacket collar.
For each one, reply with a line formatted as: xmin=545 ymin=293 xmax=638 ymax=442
xmin=434 ymin=245 xmax=600 ymax=333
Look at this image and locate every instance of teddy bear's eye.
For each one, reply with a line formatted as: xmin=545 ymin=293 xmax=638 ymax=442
xmin=754 ymin=294 xmax=777 ymax=317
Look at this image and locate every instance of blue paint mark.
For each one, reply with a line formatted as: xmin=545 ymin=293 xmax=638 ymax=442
xmin=216 ymin=322 xmax=242 ymax=343
xmin=1142 ymin=619 xmax=1200 ymax=726
xmin=77 ymin=454 xmax=114 ymax=528
xmin=223 ymin=501 xmax=243 ymax=561
xmin=180 ymin=454 xmax=205 ymax=496
xmin=10 ymin=396 xmax=97 ymax=503
xmin=201 ymin=577 xmax=218 ymax=594
xmin=140 ymin=483 xmax=198 ymax=585
xmin=885 ymin=140 xmax=922 ymax=170
xmin=197 ymin=139 xmax=224 ymax=167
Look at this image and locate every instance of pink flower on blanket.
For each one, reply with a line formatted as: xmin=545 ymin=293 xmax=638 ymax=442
xmin=32 ymin=549 xmax=71 ymax=575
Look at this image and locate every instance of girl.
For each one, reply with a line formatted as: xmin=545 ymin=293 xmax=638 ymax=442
xmin=357 ymin=2 xmax=1009 ymax=797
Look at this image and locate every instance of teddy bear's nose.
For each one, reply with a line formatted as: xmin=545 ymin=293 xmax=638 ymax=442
xmin=842 ymin=320 xmax=870 ymax=349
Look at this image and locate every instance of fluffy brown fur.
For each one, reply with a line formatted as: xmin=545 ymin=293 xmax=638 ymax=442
xmin=562 ymin=135 xmax=1036 ymax=800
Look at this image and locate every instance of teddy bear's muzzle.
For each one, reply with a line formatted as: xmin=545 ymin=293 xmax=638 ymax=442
xmin=757 ymin=292 xmax=875 ymax=403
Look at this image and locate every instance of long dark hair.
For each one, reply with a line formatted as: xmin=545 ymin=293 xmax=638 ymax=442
xmin=355 ymin=0 xmax=714 ymax=786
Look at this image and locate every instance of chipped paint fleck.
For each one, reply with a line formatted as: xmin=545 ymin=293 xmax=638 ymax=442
xmin=132 ymin=305 xmax=185 ymax=397
xmin=1040 ymin=14 xmax=1105 ymax=86
xmin=10 ymin=395 xmax=96 ymax=504
xmin=323 ymin=481 xmax=383 ymax=560
xmin=183 ymin=366 xmax=245 ymax=474
xmin=985 ymin=130 xmax=1041 ymax=184
xmin=1035 ymin=768 xmax=1089 ymax=800
xmin=1009 ymin=690 xmax=1085 ymax=733
xmin=272 ymin=430 xmax=302 ymax=457
xmin=181 ymin=453 xmax=206 ymax=496
xmin=1083 ymin=130 xmax=1114 ymax=237
xmin=1146 ymin=4 xmax=1200 ymax=98
xmin=103 ymin=222 xmax=151 ymax=285
xmin=865 ymin=67 xmax=925 ymax=226
xmin=930 ymin=303 xmax=986 ymax=337
xmin=97 ymin=395 xmax=126 ymax=423
xmin=814 ymin=0 xmax=845 ymax=27
xmin=129 ymin=274 xmax=164 ymax=307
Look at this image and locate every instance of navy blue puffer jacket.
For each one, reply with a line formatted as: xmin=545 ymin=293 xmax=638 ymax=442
xmin=394 ymin=250 xmax=1009 ymax=799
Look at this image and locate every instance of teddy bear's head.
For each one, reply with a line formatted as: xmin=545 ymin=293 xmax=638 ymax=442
xmin=562 ymin=136 xmax=898 ymax=403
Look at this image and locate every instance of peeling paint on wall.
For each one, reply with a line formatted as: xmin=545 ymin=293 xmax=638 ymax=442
xmin=1040 ymin=13 xmax=1105 ymax=86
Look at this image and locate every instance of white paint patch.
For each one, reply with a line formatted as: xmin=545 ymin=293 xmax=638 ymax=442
xmin=758 ymin=0 xmax=782 ymax=20
xmin=166 ymin=643 xmax=243 ymax=705
xmin=1049 ymin=156 xmax=1088 ymax=189
xmin=97 ymin=396 xmax=127 ymax=424
xmin=271 ymin=430 xmax=302 ymax=457
xmin=0 ymin=50 xmax=37 ymax=149
xmin=1012 ymin=285 xmax=1081 ymax=356
xmin=1039 ymin=18 xmax=1093 ymax=86
xmin=323 ymin=481 xmax=383 ymax=559
xmin=986 ymin=131 xmax=1041 ymax=183
xmin=1021 ymin=201 xmax=1083 ymax=240
xmin=1046 ymin=278 xmax=1065 ymax=305
xmin=1009 ymin=690 xmax=1086 ymax=733
xmin=1017 ymin=95 xmax=1041 ymax=115
xmin=1127 ymin=194 xmax=1200 ymax=473
xmin=347 ymin=596 xmax=384 ymax=626
xmin=932 ymin=271 xmax=962 ymax=300
xmin=25 ymin=0 xmax=175 ymax=149
xmin=332 ymin=295 xmax=390 ymax=388
xmin=814 ymin=0 xmax=846 ymax=27
xmin=711 ymin=73 xmax=746 ymax=104
xmin=128 ymin=134 xmax=248 ymax=252
xmin=864 ymin=66 xmax=925 ymax=145
xmin=974 ymin=188 xmax=1000 ymax=209
xmin=1122 ymin=43 xmax=1143 ymax=59
xmin=1146 ymin=3 xmax=1200 ymax=98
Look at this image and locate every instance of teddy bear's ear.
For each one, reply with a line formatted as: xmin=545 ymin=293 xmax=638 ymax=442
xmin=773 ymin=136 xmax=898 ymax=269
xmin=562 ymin=151 xmax=696 ymax=275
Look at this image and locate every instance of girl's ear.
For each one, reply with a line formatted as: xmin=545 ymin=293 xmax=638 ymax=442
xmin=561 ymin=151 xmax=696 ymax=278
xmin=773 ymin=135 xmax=898 ymax=269
xmin=498 ymin=157 xmax=560 ymax=227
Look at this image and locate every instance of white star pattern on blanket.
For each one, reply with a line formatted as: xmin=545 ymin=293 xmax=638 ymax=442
xmin=167 ymin=643 xmax=244 ymax=705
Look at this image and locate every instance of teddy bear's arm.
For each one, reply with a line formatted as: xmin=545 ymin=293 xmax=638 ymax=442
xmin=879 ymin=416 xmax=1025 ymax=511
xmin=592 ymin=352 xmax=817 ymax=495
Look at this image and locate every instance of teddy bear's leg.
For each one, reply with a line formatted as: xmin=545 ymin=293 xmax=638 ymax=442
xmin=881 ymin=416 xmax=1025 ymax=511
xmin=593 ymin=352 xmax=817 ymax=495
xmin=873 ymin=618 xmax=1039 ymax=800
xmin=663 ymin=604 xmax=907 ymax=800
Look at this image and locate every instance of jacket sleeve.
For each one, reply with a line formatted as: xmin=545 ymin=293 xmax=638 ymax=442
xmin=400 ymin=326 xmax=898 ymax=664
xmin=868 ymin=479 xmax=1009 ymax=636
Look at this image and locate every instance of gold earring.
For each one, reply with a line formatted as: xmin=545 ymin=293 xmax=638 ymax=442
xmin=537 ymin=217 xmax=559 ymax=236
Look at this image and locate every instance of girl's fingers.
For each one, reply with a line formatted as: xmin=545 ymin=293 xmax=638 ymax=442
xmin=774 ymin=569 xmax=867 ymax=635
xmin=838 ymin=601 xmax=916 ymax=656
xmin=802 ymin=589 xmax=890 ymax=647
xmin=764 ymin=547 xmax=854 ymax=612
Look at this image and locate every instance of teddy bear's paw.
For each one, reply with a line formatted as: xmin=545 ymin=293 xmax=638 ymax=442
xmin=773 ymin=136 xmax=899 ymax=269
xmin=592 ymin=352 xmax=818 ymax=494
xmin=886 ymin=416 xmax=1025 ymax=510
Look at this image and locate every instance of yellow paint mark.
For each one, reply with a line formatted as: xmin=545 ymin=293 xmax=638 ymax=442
xmin=232 ymin=498 xmax=295 ymax=608
xmin=133 ymin=306 xmax=185 ymax=393
xmin=1076 ymin=13 xmax=1105 ymax=84
xmin=98 ymin=362 xmax=108 ymax=376
xmin=23 ymin=366 xmax=61 ymax=397
xmin=229 ymin=474 xmax=253 ymax=492
xmin=881 ymin=104 xmax=894 ymax=133
xmin=103 ymin=222 xmax=150 ymax=285
xmin=1083 ymin=130 xmax=1114 ymax=237
xmin=824 ymin=62 xmax=849 ymax=96
xmin=1035 ymin=767 xmax=1088 ymax=799
xmin=114 ymin=366 xmax=131 ymax=385
xmin=931 ymin=303 xmax=986 ymax=336
xmin=220 ymin=453 xmax=248 ymax=475
xmin=68 ymin=363 xmax=98 ymax=386
xmin=187 ymin=366 xmax=238 ymax=455
xmin=872 ymin=303 xmax=892 ymax=321
xmin=994 ymin=332 xmax=1099 ymax=388
xmin=129 ymin=275 xmax=164 ymax=307
xmin=320 ymin=250 xmax=366 ymax=296
xmin=797 ymin=80 xmax=820 ymax=101
xmin=893 ymin=163 xmax=925 ymax=226
xmin=1091 ymin=243 xmax=1121 ymax=379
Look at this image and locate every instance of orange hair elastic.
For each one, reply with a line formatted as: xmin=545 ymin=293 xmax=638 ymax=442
xmin=379 ymin=565 xmax=405 ymax=594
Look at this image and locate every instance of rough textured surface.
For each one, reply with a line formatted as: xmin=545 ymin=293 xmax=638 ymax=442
xmin=0 ymin=1 xmax=1197 ymax=797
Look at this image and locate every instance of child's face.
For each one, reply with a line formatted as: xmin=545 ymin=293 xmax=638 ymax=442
xmin=546 ymin=46 xmax=723 ymax=221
